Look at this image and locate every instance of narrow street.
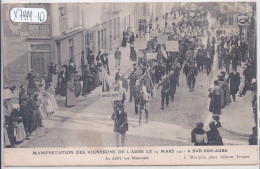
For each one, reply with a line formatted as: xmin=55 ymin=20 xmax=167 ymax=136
xmin=17 ymin=44 xmax=253 ymax=148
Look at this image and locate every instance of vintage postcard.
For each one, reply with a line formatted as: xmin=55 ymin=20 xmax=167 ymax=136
xmin=2 ymin=0 xmax=259 ymax=167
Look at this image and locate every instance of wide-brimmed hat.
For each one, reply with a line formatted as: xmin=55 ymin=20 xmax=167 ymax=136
xmin=3 ymin=89 xmax=13 ymax=100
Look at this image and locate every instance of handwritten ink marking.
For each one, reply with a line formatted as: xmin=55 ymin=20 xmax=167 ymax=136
xmin=10 ymin=8 xmax=47 ymax=23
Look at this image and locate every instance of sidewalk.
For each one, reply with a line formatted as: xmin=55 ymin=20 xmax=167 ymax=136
xmin=203 ymin=44 xmax=255 ymax=136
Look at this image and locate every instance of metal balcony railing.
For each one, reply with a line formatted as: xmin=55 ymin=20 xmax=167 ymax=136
xmin=28 ymin=24 xmax=51 ymax=37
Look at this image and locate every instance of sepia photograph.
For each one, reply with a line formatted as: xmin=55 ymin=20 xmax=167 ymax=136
xmin=1 ymin=0 xmax=258 ymax=167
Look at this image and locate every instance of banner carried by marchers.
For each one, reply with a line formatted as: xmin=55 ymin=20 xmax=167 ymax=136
xmin=146 ymin=53 xmax=157 ymax=60
xmin=166 ymin=41 xmax=179 ymax=52
xmin=100 ymin=91 xmax=121 ymax=101
xmin=157 ymin=35 xmax=168 ymax=44
xmin=150 ymin=29 xmax=159 ymax=37
xmin=134 ymin=38 xmax=147 ymax=50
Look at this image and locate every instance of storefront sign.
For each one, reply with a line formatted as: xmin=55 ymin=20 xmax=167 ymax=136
xmin=134 ymin=38 xmax=147 ymax=50
xmin=166 ymin=41 xmax=179 ymax=52
xmin=237 ymin=14 xmax=249 ymax=26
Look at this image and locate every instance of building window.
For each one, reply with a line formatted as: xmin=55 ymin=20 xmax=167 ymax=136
xmin=124 ymin=17 xmax=126 ymax=30
xmin=97 ymin=31 xmax=100 ymax=51
xmin=104 ymin=28 xmax=107 ymax=50
xmin=121 ymin=18 xmax=124 ymax=32
xmin=129 ymin=15 xmax=131 ymax=27
xmin=143 ymin=4 xmax=147 ymax=16
xmin=229 ymin=15 xmax=234 ymax=25
xmin=117 ymin=17 xmax=120 ymax=38
xmin=114 ymin=18 xmax=116 ymax=40
xmin=101 ymin=29 xmax=104 ymax=49
xmin=69 ymin=38 xmax=74 ymax=59
xmin=224 ymin=6 xmax=228 ymax=11
xmin=59 ymin=7 xmax=65 ymax=16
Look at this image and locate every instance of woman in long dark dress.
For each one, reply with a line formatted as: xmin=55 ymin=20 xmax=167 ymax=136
xmin=89 ymin=62 xmax=98 ymax=89
xmin=206 ymin=122 xmax=223 ymax=145
xmin=130 ymin=42 xmax=136 ymax=61
xmin=66 ymin=77 xmax=76 ymax=107
xmin=209 ymin=80 xmax=221 ymax=115
xmin=74 ymin=72 xmax=82 ymax=97
xmin=228 ymin=68 xmax=241 ymax=102
xmin=27 ymin=92 xmax=39 ymax=131
xmin=57 ymin=66 xmax=68 ymax=96
xmin=121 ymin=31 xmax=127 ymax=47
xmin=26 ymin=71 xmax=37 ymax=95
xmin=82 ymin=64 xmax=93 ymax=96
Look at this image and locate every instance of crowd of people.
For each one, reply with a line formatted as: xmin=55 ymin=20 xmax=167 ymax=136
xmin=54 ymin=51 xmax=112 ymax=107
xmin=3 ymin=6 xmax=257 ymax=148
xmin=3 ymin=70 xmax=58 ymax=148
xmin=110 ymin=8 xmax=257 ymax=147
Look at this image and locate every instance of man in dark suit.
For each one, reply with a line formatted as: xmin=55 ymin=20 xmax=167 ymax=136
xmin=157 ymin=76 xmax=170 ymax=109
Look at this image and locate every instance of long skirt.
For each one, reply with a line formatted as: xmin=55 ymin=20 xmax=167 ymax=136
xmin=47 ymin=98 xmax=54 ymax=113
xmin=74 ymin=81 xmax=82 ymax=97
xmin=224 ymin=87 xmax=231 ymax=104
xmin=60 ymin=79 xmax=67 ymax=96
xmin=30 ymin=110 xmax=38 ymax=131
xmin=121 ymin=38 xmax=127 ymax=47
xmin=130 ymin=47 xmax=136 ymax=60
xmin=52 ymin=74 xmax=58 ymax=89
xmin=50 ymin=95 xmax=58 ymax=110
xmin=94 ymin=73 xmax=100 ymax=88
xmin=220 ymin=89 xmax=225 ymax=108
xmin=82 ymin=79 xmax=89 ymax=96
xmin=88 ymin=79 xmax=94 ymax=92
xmin=97 ymin=71 xmax=102 ymax=85
xmin=209 ymin=94 xmax=221 ymax=115
xmin=39 ymin=95 xmax=48 ymax=119
xmin=37 ymin=109 xmax=42 ymax=127
xmin=66 ymin=88 xmax=76 ymax=107
xmin=239 ymin=75 xmax=245 ymax=94
xmin=15 ymin=122 xmax=26 ymax=142
xmin=4 ymin=127 xmax=10 ymax=146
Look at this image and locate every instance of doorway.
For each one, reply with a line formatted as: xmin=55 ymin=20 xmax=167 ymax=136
xmin=31 ymin=52 xmax=51 ymax=79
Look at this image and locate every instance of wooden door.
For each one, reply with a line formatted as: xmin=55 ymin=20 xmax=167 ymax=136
xmin=31 ymin=52 xmax=51 ymax=79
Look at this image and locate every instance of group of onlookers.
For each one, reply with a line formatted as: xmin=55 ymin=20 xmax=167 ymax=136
xmin=4 ymin=70 xmax=57 ymax=148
